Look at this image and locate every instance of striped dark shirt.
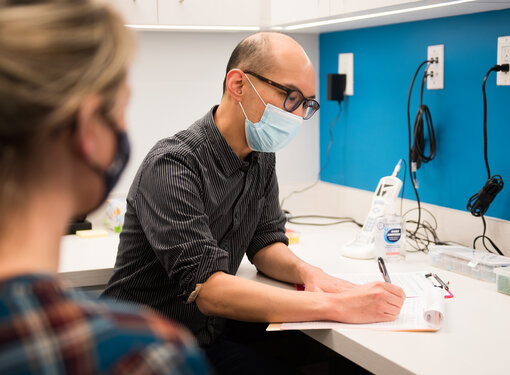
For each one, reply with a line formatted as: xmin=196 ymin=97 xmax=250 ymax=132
xmin=103 ymin=107 xmax=288 ymax=346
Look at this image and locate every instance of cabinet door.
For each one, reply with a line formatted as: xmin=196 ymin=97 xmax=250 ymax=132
xmin=108 ymin=0 xmax=158 ymax=25
xmin=330 ymin=0 xmax=422 ymax=15
xmin=158 ymin=0 xmax=260 ymax=26
xmin=271 ymin=0 xmax=329 ymax=25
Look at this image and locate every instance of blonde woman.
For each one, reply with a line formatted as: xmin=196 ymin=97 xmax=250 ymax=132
xmin=0 ymin=0 xmax=210 ymax=373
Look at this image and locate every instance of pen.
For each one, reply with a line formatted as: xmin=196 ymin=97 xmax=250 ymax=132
xmin=377 ymin=257 xmax=391 ymax=283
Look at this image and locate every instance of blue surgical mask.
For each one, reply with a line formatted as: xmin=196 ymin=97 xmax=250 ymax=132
xmin=239 ymin=75 xmax=302 ymax=153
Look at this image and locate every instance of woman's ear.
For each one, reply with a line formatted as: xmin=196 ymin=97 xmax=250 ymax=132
xmin=225 ymin=69 xmax=246 ymax=102
xmin=74 ymin=95 xmax=103 ymax=157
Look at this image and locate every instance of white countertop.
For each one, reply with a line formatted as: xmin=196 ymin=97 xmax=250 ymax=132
xmin=58 ymin=222 xmax=510 ymax=375
xmin=58 ymin=230 xmax=120 ymax=287
xmin=279 ymin=223 xmax=510 ymax=375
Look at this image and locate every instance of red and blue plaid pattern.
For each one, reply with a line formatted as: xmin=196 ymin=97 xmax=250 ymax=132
xmin=0 ymin=274 xmax=210 ymax=374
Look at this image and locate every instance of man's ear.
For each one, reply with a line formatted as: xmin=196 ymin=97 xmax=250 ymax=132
xmin=225 ymin=69 xmax=246 ymax=101
xmin=74 ymin=95 xmax=103 ymax=157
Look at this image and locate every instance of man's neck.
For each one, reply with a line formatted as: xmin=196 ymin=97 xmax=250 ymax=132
xmin=214 ymin=101 xmax=252 ymax=161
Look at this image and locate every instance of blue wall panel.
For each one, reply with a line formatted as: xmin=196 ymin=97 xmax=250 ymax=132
xmin=319 ymin=9 xmax=510 ymax=220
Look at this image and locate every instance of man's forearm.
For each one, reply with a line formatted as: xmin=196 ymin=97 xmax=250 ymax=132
xmin=195 ymin=271 xmax=406 ymax=324
xmin=252 ymin=242 xmax=318 ymax=285
xmin=195 ymin=271 xmax=329 ymax=322
xmin=251 ymin=242 xmax=359 ymax=294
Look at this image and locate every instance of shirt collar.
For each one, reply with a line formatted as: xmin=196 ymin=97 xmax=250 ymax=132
xmin=202 ymin=106 xmax=258 ymax=176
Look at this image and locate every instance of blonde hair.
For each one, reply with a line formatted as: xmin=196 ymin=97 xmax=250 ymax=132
xmin=0 ymin=0 xmax=134 ymax=217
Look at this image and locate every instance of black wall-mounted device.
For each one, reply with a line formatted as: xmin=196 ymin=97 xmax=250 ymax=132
xmin=327 ymin=73 xmax=347 ymax=103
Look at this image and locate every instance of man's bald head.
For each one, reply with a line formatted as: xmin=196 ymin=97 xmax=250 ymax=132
xmin=222 ymin=32 xmax=309 ymax=94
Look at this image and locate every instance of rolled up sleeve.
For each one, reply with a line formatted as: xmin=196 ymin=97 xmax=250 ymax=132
xmin=246 ymin=162 xmax=288 ymax=262
xmin=134 ymin=154 xmax=229 ymax=302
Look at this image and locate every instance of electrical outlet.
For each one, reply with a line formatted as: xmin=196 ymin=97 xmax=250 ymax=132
xmin=427 ymin=44 xmax=444 ymax=90
xmin=338 ymin=53 xmax=353 ymax=96
xmin=497 ymin=36 xmax=510 ymax=86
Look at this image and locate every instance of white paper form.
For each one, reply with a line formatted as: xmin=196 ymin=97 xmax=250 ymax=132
xmin=273 ymin=273 xmax=445 ymax=332
xmin=333 ymin=272 xmax=432 ymax=298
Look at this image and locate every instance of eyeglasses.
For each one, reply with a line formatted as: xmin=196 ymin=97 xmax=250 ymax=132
xmin=244 ymin=71 xmax=320 ymax=120
xmin=425 ymin=273 xmax=454 ymax=299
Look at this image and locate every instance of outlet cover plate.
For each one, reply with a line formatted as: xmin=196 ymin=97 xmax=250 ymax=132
xmin=338 ymin=53 xmax=353 ymax=96
xmin=427 ymin=44 xmax=444 ymax=90
xmin=497 ymin=36 xmax=510 ymax=86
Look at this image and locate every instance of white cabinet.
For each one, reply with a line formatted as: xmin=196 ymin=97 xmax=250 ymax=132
xmin=108 ymin=0 xmax=158 ymax=25
xmin=330 ymin=0 xmax=422 ymax=16
xmin=158 ymin=0 xmax=260 ymax=26
xmin=270 ymin=0 xmax=330 ymax=26
xmin=107 ymin=0 xmax=510 ymax=32
xmin=279 ymin=0 xmax=510 ymax=32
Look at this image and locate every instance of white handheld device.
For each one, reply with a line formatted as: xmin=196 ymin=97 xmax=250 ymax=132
xmin=340 ymin=161 xmax=403 ymax=259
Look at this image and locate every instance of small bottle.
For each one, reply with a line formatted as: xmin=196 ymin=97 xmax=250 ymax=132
xmin=375 ymin=200 xmax=406 ymax=262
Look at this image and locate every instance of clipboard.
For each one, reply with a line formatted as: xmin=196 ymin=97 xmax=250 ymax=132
xmin=274 ymin=272 xmax=452 ymax=333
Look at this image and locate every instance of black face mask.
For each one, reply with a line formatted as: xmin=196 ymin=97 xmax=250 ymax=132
xmin=83 ymin=117 xmax=130 ymax=213
xmin=101 ymin=127 xmax=130 ymax=201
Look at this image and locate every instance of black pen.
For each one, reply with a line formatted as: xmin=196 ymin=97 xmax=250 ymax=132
xmin=377 ymin=257 xmax=392 ymax=283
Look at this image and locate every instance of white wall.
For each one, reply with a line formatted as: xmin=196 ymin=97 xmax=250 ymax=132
xmin=114 ymin=31 xmax=320 ymax=195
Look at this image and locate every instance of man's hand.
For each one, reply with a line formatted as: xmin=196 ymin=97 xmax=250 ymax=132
xmin=252 ymin=243 xmax=405 ymax=324
xmin=329 ymin=282 xmax=406 ymax=323
xmin=196 ymin=272 xmax=405 ymax=324
xmin=299 ymin=264 xmax=356 ymax=293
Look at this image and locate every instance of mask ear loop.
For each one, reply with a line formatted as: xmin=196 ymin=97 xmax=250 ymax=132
xmin=238 ymin=101 xmax=249 ymax=119
xmin=244 ymin=73 xmax=267 ymax=106
xmin=239 ymin=73 xmax=268 ymax=121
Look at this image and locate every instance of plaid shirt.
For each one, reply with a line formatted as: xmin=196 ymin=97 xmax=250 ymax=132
xmin=0 ymin=273 xmax=211 ymax=374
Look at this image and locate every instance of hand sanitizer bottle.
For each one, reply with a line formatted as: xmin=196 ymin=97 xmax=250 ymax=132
xmin=375 ymin=199 xmax=406 ymax=262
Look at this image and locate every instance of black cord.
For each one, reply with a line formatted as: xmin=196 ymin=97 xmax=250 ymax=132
xmin=411 ymin=71 xmax=436 ymax=169
xmin=403 ymin=60 xmax=447 ymax=254
xmin=466 ymin=175 xmax=504 ymax=217
xmin=466 ymin=65 xmax=507 ymax=217
xmin=286 ymin=214 xmax=362 ymax=227
xmin=466 ymin=64 xmax=508 ymax=254
xmin=403 ymin=206 xmax=453 ymax=252
xmin=396 ymin=151 xmax=449 ymax=252
xmin=472 ymin=216 xmax=503 ymax=255
xmin=407 ymin=60 xmax=432 ymax=239
xmin=482 ymin=66 xmax=505 ymax=180
xmin=280 ymin=103 xmax=342 ymax=209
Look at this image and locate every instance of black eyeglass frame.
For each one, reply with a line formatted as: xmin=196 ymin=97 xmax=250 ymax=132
xmin=244 ymin=71 xmax=320 ymax=120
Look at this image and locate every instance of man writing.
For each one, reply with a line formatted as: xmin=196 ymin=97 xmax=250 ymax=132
xmin=103 ymin=32 xmax=405 ymax=374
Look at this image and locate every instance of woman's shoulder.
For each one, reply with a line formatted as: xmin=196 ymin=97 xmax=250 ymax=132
xmin=0 ymin=274 xmax=211 ymax=374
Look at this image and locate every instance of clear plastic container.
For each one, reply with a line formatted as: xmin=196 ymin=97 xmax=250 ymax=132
xmin=429 ymin=245 xmax=510 ymax=283
xmin=375 ymin=213 xmax=406 ymax=262
xmin=105 ymin=198 xmax=127 ymax=233
xmin=495 ymin=267 xmax=510 ymax=295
